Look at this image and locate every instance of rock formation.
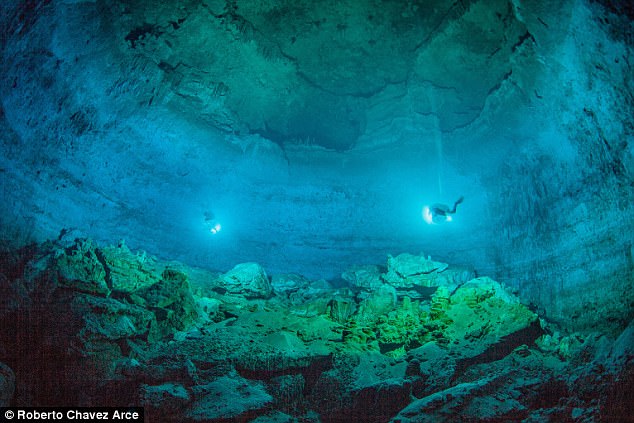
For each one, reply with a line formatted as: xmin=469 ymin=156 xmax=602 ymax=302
xmin=0 ymin=239 xmax=631 ymax=421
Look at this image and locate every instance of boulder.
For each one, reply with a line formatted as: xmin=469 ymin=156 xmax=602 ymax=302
xmin=391 ymin=375 xmax=518 ymax=422
xmin=350 ymin=351 xmax=408 ymax=390
xmin=356 ymin=284 xmax=398 ymax=324
xmin=406 ymin=342 xmax=457 ymax=398
xmin=342 ymin=265 xmax=383 ymax=290
xmin=271 ymin=273 xmax=311 ymax=295
xmin=327 ymin=293 xmax=357 ymax=324
xmin=218 ymin=263 xmax=273 ymax=299
xmin=99 ymin=241 xmax=163 ymax=292
xmin=71 ymin=294 xmax=155 ymax=341
xmin=197 ymin=297 xmax=221 ymax=319
xmin=374 ymin=296 xmax=424 ymax=356
xmin=606 ymin=319 xmax=634 ymax=371
xmin=56 ymin=239 xmax=109 ymax=295
xmin=310 ymin=352 xmax=409 ymax=422
xmin=141 ymin=383 xmax=191 ymax=411
xmin=141 ymin=382 xmax=192 ymax=423
xmin=443 ymin=277 xmax=539 ymax=355
xmin=383 ymin=254 xmax=448 ymax=289
xmin=186 ymin=374 xmax=273 ymax=421
xmin=349 ymin=378 xmax=411 ymax=423
xmin=135 ymin=268 xmax=202 ymax=339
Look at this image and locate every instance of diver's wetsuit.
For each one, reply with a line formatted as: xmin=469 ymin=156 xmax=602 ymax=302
xmin=431 ymin=196 xmax=464 ymax=218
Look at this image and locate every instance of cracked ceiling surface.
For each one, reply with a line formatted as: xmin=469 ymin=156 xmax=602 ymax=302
xmin=108 ymin=0 xmax=536 ymax=150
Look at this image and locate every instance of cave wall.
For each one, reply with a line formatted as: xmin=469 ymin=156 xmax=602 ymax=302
xmin=0 ymin=0 xmax=501 ymax=274
xmin=484 ymin=1 xmax=634 ymax=334
xmin=0 ymin=0 xmax=632 ymax=333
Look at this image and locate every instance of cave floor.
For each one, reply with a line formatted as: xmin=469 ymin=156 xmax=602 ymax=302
xmin=0 ymin=238 xmax=632 ymax=422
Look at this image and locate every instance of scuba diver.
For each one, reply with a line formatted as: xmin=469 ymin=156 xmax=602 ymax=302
xmin=204 ymin=211 xmax=222 ymax=234
xmin=423 ymin=196 xmax=464 ymax=224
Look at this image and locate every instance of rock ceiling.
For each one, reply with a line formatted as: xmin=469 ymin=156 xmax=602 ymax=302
xmin=107 ymin=0 xmax=536 ymax=150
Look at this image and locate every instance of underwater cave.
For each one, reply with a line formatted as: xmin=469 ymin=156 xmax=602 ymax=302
xmin=0 ymin=0 xmax=633 ymax=421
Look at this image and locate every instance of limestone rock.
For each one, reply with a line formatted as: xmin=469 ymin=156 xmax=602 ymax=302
xmin=99 ymin=241 xmax=163 ymax=293
xmin=197 ymin=297 xmax=221 ymax=320
xmin=396 ymin=345 xmax=574 ymax=422
xmin=412 ymin=0 xmax=528 ymax=132
xmin=54 ymin=239 xmax=166 ymax=296
xmin=287 ymin=279 xmax=335 ymax=311
xmin=356 ymin=284 xmax=398 ymax=324
xmin=342 ymin=322 xmax=378 ymax=350
xmin=268 ymin=374 xmax=305 ymax=412
xmin=141 ymin=383 xmax=190 ymax=412
xmin=385 ymin=253 xmax=441 ymax=278
xmin=13 ymin=247 xmax=57 ymax=299
xmin=0 ymin=238 xmax=630 ymax=421
xmin=383 ymin=253 xmax=448 ymax=289
xmin=327 ymin=294 xmax=357 ymax=324
xmin=350 ymin=352 xmax=408 ymax=390
xmin=392 ymin=375 xmax=511 ymax=422
xmin=406 ymin=342 xmax=457 ymax=398
xmin=374 ymin=296 xmax=424 ymax=357
xmin=271 ymin=273 xmax=311 ymax=296
xmin=186 ymin=374 xmax=273 ymax=421
xmin=56 ymin=239 xmax=109 ymax=295
xmin=606 ymin=319 xmax=634 ymax=371
xmin=428 ymin=286 xmax=451 ymax=319
xmin=342 ymin=265 xmax=383 ymax=290
xmin=414 ymin=267 xmax=475 ymax=295
xmin=218 ymin=262 xmax=273 ymax=299
xmin=71 ymin=293 xmax=154 ymax=341
xmin=443 ymin=277 xmax=539 ymax=356
xmin=348 ymin=378 xmax=411 ymax=423
xmin=536 ymin=331 xmax=584 ymax=360
xmin=135 ymin=268 xmax=202 ymax=339
xmin=310 ymin=352 xmax=409 ymax=422
xmin=289 ymin=292 xmax=333 ymax=318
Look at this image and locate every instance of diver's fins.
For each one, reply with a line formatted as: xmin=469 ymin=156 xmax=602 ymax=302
xmin=450 ymin=196 xmax=464 ymax=213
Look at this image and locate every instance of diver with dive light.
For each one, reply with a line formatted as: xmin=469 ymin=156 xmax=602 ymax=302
xmin=423 ymin=196 xmax=464 ymax=224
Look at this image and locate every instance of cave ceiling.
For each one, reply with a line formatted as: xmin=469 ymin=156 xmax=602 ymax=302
xmin=105 ymin=0 xmax=536 ymax=151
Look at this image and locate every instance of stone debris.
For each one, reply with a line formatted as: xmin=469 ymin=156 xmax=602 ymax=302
xmin=0 ymin=239 xmax=631 ymax=422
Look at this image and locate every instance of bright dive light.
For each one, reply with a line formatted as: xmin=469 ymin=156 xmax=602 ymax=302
xmin=422 ymin=206 xmax=433 ymax=224
xmin=423 ymin=205 xmax=453 ymax=224
xmin=204 ymin=210 xmax=222 ymax=235
xmin=210 ymin=223 xmax=221 ymax=234
xmin=424 ymin=198 xmax=462 ymax=224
